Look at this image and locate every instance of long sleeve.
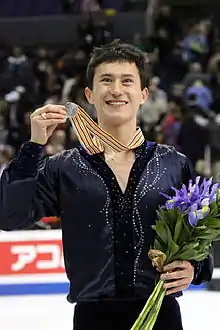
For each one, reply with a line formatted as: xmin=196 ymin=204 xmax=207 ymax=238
xmin=0 ymin=142 xmax=60 ymax=231
xmin=182 ymin=156 xmax=214 ymax=285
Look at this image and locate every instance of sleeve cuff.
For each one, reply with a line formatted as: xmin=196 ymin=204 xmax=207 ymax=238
xmin=8 ymin=141 xmax=44 ymax=181
xmin=191 ymin=260 xmax=202 ymax=285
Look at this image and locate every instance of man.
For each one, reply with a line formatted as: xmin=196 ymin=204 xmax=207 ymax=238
xmin=0 ymin=40 xmax=213 ymax=329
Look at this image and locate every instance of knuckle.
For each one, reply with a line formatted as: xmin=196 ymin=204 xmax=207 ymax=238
xmin=44 ymin=104 xmax=51 ymax=110
xmin=30 ymin=115 xmax=37 ymax=121
xmin=180 ymin=279 xmax=186 ymax=285
xmin=30 ymin=110 xmax=38 ymax=118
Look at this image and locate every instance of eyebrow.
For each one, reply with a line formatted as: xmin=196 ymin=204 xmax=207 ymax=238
xmin=99 ymin=73 xmax=135 ymax=79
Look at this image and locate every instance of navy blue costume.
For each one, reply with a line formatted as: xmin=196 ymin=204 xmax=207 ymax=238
xmin=0 ymin=140 xmax=213 ymax=329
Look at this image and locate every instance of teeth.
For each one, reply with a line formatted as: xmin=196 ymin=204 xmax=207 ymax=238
xmin=107 ymin=101 xmax=127 ymax=105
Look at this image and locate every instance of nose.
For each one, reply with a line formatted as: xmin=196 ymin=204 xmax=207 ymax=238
xmin=110 ymin=81 xmax=123 ymax=97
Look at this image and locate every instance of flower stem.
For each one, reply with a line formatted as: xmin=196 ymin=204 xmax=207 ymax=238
xmin=141 ymin=283 xmax=166 ymax=330
xmin=130 ymin=279 xmax=164 ymax=330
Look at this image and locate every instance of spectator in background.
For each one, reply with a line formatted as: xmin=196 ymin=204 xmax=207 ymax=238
xmin=0 ymin=144 xmax=15 ymax=177
xmin=157 ymin=98 xmax=184 ymax=150
xmin=1 ymin=46 xmax=35 ymax=96
xmin=77 ymin=12 xmax=96 ymax=56
xmin=211 ymin=70 xmax=220 ymax=114
xmin=179 ymin=22 xmax=208 ymax=63
xmin=154 ymin=27 xmax=174 ymax=66
xmin=159 ymin=44 xmax=187 ymax=93
xmin=208 ymin=42 xmax=220 ymax=74
xmin=32 ymin=47 xmax=54 ymax=105
xmin=184 ymin=80 xmax=213 ymax=114
xmin=4 ymin=86 xmax=33 ymax=152
xmin=6 ymin=46 xmax=29 ymax=75
xmin=183 ymin=62 xmax=211 ymax=88
xmin=80 ymin=0 xmax=101 ymax=12
xmin=178 ymin=105 xmax=209 ymax=167
xmin=155 ymin=5 xmax=180 ymax=45
xmin=139 ymin=76 xmax=168 ymax=139
xmin=154 ymin=5 xmax=180 ymax=65
xmin=0 ymin=101 xmax=8 ymax=144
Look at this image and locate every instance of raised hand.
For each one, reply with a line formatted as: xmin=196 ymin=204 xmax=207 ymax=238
xmin=30 ymin=104 xmax=67 ymax=145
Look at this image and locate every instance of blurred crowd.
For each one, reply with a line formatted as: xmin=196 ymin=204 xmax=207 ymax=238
xmin=0 ymin=5 xmax=220 ymax=229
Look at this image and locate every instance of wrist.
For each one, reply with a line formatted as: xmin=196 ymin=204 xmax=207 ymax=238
xmin=30 ymin=139 xmax=46 ymax=146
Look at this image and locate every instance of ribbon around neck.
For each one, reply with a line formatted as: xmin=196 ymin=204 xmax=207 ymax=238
xmin=65 ymin=102 xmax=144 ymax=155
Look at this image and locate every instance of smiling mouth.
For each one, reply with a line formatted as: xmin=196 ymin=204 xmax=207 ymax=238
xmin=105 ymin=101 xmax=128 ymax=106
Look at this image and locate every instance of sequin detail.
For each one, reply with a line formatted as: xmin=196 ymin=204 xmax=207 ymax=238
xmin=132 ymin=145 xmax=169 ymax=282
xmin=9 ymin=142 xmax=44 ymax=181
xmin=72 ymin=149 xmax=113 ymax=237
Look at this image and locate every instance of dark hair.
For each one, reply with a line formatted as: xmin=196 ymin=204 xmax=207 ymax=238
xmin=86 ymin=39 xmax=150 ymax=90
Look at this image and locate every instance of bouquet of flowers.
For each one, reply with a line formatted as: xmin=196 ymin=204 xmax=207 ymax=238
xmin=131 ymin=176 xmax=220 ymax=330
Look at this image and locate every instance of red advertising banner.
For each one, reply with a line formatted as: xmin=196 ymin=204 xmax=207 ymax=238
xmin=0 ymin=231 xmax=65 ymax=277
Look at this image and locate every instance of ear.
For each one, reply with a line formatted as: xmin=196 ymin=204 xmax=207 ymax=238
xmin=85 ymin=87 xmax=94 ymax=104
xmin=140 ymin=87 xmax=148 ymax=105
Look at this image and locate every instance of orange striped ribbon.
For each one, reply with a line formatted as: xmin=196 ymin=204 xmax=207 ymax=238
xmin=65 ymin=102 xmax=145 ymax=154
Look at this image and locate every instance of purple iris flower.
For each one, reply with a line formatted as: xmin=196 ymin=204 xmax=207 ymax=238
xmin=161 ymin=176 xmax=220 ymax=227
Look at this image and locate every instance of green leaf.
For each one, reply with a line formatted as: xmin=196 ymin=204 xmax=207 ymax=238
xmin=154 ymin=238 xmax=166 ymax=252
xmin=217 ymin=189 xmax=220 ymax=202
xmin=153 ymin=221 xmax=169 ymax=245
xmin=173 ymin=213 xmax=183 ymax=243
xmin=212 ymin=234 xmax=220 ymax=242
xmin=210 ymin=202 xmax=218 ymax=216
xmin=192 ymin=228 xmax=220 ymax=240
xmin=170 ymin=240 xmax=180 ymax=255
xmin=200 ymin=217 xmax=220 ymax=229
xmin=181 ymin=215 xmax=193 ymax=238
xmin=175 ymin=242 xmax=200 ymax=260
xmin=163 ymin=209 xmax=181 ymax=236
xmin=153 ymin=218 xmax=177 ymax=255
xmin=216 ymin=189 xmax=220 ymax=211
xmin=192 ymin=252 xmax=209 ymax=262
xmin=156 ymin=208 xmax=175 ymax=236
xmin=195 ymin=225 xmax=207 ymax=230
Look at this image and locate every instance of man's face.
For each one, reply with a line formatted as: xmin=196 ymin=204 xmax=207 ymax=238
xmin=85 ymin=61 xmax=148 ymax=126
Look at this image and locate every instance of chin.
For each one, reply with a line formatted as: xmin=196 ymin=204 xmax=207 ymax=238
xmin=103 ymin=114 xmax=133 ymax=127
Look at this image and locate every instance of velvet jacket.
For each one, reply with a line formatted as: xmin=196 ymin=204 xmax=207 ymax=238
xmin=0 ymin=140 xmax=213 ymax=303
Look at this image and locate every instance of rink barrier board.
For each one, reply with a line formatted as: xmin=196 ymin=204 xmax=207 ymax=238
xmin=0 ymin=230 xmax=217 ymax=296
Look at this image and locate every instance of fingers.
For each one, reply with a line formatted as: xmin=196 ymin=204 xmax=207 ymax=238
xmin=35 ymin=118 xmax=67 ymax=126
xmin=160 ymin=260 xmax=195 ymax=295
xmin=163 ymin=278 xmax=190 ymax=291
xmin=31 ymin=104 xmax=67 ymax=127
xmin=163 ymin=260 xmax=188 ymax=272
xmin=36 ymin=112 xmax=67 ymax=121
xmin=31 ymin=104 xmax=67 ymax=118
xmin=162 ymin=261 xmax=194 ymax=280
xmin=161 ymin=269 xmax=187 ymax=281
xmin=165 ymin=285 xmax=188 ymax=296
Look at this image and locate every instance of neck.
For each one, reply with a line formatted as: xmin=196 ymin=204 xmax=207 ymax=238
xmin=98 ymin=120 xmax=137 ymax=154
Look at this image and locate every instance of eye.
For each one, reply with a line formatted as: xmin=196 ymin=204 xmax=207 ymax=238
xmin=101 ymin=78 xmax=112 ymax=83
xmin=123 ymin=79 xmax=133 ymax=84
